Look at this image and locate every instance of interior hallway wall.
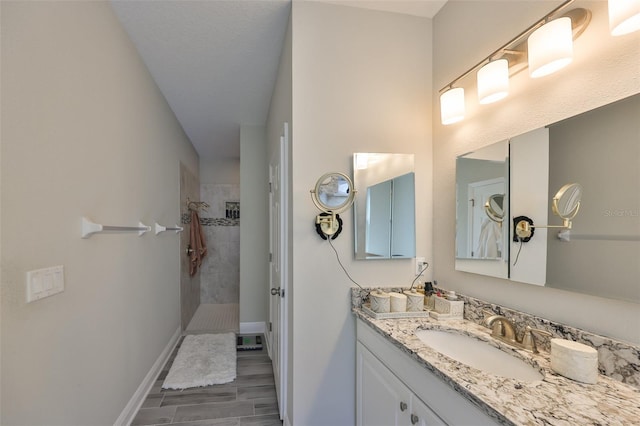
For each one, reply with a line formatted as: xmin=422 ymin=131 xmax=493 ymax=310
xmin=290 ymin=3 xmax=433 ymax=424
xmin=0 ymin=2 xmax=199 ymax=424
xmin=432 ymin=1 xmax=639 ymax=344
xmin=239 ymin=125 xmax=269 ymax=326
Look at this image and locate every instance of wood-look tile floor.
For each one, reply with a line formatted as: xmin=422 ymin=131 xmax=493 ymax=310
xmin=132 ymin=335 xmax=282 ymax=426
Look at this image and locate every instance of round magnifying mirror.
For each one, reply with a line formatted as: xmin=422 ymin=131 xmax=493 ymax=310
xmin=552 ymin=183 xmax=582 ymax=228
xmin=484 ymin=194 xmax=505 ymax=223
xmin=312 ymin=172 xmax=355 ymax=213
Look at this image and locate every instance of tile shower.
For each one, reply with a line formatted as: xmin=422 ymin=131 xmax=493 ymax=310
xmin=199 ymin=184 xmax=240 ymax=304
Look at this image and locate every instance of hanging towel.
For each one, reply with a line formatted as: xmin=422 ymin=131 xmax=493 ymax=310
xmin=189 ymin=210 xmax=207 ymax=276
xmin=476 ymin=218 xmax=502 ymax=259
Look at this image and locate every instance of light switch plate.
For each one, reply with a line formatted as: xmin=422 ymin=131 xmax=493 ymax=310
xmin=27 ymin=265 xmax=64 ymax=303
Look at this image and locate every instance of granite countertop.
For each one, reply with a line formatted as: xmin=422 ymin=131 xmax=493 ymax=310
xmin=354 ymin=308 xmax=640 ymax=425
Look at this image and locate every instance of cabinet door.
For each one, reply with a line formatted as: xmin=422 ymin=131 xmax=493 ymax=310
xmin=409 ymin=396 xmax=447 ymax=426
xmin=357 ymin=342 xmax=412 ymax=426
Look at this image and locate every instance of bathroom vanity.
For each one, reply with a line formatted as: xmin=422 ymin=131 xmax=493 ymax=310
xmin=354 ymin=310 xmax=640 ymax=425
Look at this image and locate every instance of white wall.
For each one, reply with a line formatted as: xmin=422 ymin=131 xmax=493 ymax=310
xmin=0 ymin=2 xmax=199 ymax=424
xmin=239 ymin=125 xmax=269 ymax=324
xmin=200 ymin=158 xmax=240 ymax=185
xmin=266 ymin=12 xmax=293 ymax=423
xmin=290 ymin=3 xmax=433 ymax=424
xmin=433 ymin=1 xmax=640 ymax=344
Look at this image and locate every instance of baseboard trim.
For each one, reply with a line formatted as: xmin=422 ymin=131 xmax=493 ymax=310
xmin=283 ymin=413 xmax=292 ymax=426
xmin=239 ymin=321 xmax=266 ymax=334
xmin=114 ymin=326 xmax=181 ymax=426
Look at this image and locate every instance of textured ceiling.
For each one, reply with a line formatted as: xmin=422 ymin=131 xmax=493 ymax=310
xmin=110 ymin=0 xmax=446 ymax=161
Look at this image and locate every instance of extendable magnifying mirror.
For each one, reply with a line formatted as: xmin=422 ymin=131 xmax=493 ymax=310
xmin=515 ymin=183 xmax=583 ymax=239
xmin=310 ymin=172 xmax=356 ymax=239
xmin=484 ymin=194 xmax=505 ymax=223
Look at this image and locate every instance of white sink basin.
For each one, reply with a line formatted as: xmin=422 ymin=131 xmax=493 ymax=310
xmin=415 ymin=329 xmax=543 ymax=382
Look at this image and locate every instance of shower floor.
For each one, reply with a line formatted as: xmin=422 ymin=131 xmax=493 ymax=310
xmin=185 ymin=303 xmax=239 ymax=334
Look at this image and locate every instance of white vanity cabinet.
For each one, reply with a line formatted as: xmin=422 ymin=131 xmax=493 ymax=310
xmin=357 ymin=341 xmax=445 ymax=425
xmin=356 ymin=319 xmax=498 ymax=426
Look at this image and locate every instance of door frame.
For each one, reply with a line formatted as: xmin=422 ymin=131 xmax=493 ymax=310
xmin=269 ymin=122 xmax=289 ymax=420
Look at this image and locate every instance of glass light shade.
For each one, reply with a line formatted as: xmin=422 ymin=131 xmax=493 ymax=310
xmin=609 ymin=0 xmax=640 ymax=36
xmin=440 ymin=87 xmax=465 ymax=125
xmin=528 ymin=17 xmax=573 ymax=78
xmin=477 ymin=59 xmax=509 ymax=104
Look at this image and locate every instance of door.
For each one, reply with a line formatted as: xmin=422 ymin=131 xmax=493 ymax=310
xmin=357 ymin=342 xmax=412 ymax=426
xmin=467 ymin=178 xmax=505 ymax=258
xmin=269 ymin=123 xmax=289 ymax=419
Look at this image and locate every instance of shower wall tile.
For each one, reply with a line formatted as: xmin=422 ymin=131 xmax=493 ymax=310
xmin=180 ymin=164 xmax=201 ymax=330
xmin=200 ymin=184 xmax=240 ymax=304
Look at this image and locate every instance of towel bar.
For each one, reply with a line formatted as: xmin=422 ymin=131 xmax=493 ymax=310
xmin=155 ymin=222 xmax=184 ymax=235
xmin=81 ymin=217 xmax=151 ymax=239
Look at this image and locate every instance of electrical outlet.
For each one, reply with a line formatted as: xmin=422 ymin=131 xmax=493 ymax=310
xmin=415 ymin=257 xmax=426 ymax=275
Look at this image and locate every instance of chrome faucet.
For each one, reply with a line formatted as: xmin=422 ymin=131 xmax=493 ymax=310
xmin=482 ymin=310 xmax=552 ymax=353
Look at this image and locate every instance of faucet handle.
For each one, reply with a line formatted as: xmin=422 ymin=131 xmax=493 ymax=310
xmin=522 ymin=326 xmax=553 ymax=353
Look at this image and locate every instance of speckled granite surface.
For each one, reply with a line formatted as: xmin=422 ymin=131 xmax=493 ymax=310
xmin=351 ymin=287 xmax=640 ymax=389
xmin=353 ymin=307 xmax=640 ymax=425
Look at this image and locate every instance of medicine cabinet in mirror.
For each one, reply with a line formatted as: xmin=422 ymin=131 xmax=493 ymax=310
xmin=455 ymin=140 xmax=509 ymax=279
xmin=353 ymin=153 xmax=416 ymax=260
xmin=455 ymin=93 xmax=640 ymax=304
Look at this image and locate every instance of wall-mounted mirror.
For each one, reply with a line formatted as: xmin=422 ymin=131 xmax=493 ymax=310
xmin=353 ymin=153 xmax=415 ymax=259
xmin=455 ymin=140 xmax=509 ymax=278
xmin=455 ymin=93 xmax=639 ymax=304
xmin=310 ymin=172 xmax=356 ymax=239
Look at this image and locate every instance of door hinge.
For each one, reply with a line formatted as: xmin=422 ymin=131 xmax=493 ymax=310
xmin=269 ymin=322 xmax=272 ymax=332
xmin=269 ymin=252 xmax=273 ymax=262
xmin=269 ymin=182 xmax=273 ymax=193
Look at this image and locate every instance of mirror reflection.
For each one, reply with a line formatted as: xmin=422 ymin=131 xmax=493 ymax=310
xmin=455 ymin=93 xmax=639 ymax=304
xmin=455 ymin=140 xmax=509 ymax=279
xmin=545 ymin=94 xmax=639 ymax=303
xmin=353 ymin=153 xmax=416 ymax=260
xmin=485 ymin=194 xmax=505 ymax=223
xmin=314 ymin=172 xmax=353 ymax=212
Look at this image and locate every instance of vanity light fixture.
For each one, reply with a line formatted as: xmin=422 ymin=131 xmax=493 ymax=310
xmin=439 ymin=0 xmax=592 ymax=125
xmin=477 ymin=59 xmax=509 ymax=104
xmin=609 ymin=0 xmax=640 ymax=35
xmin=440 ymin=87 xmax=465 ymax=125
xmin=528 ymin=17 xmax=574 ymax=78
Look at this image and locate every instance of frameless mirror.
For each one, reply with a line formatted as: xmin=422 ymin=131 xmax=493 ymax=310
xmin=456 ymin=93 xmax=639 ymax=304
xmin=455 ymin=140 xmax=509 ymax=278
xmin=353 ymin=153 xmax=415 ymax=259
xmin=545 ymin=94 xmax=639 ymax=303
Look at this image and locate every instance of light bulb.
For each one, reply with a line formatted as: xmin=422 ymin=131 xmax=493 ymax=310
xmin=528 ymin=17 xmax=573 ymax=78
xmin=609 ymin=0 xmax=640 ymax=36
xmin=477 ymin=59 xmax=509 ymax=104
xmin=440 ymin=88 xmax=465 ymax=125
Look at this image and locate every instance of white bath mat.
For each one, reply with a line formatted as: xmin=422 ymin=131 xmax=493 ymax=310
xmin=162 ymin=333 xmax=236 ymax=390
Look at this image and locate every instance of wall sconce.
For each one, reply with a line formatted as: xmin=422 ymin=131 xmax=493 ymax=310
xmin=477 ymin=59 xmax=509 ymax=104
xmin=439 ymin=0 xmax=592 ymax=125
xmin=440 ymin=87 xmax=465 ymax=124
xmin=609 ymin=0 xmax=640 ymax=35
xmin=514 ymin=183 xmax=583 ymax=240
xmin=310 ymin=172 xmax=356 ymax=240
xmin=528 ymin=17 xmax=574 ymax=78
